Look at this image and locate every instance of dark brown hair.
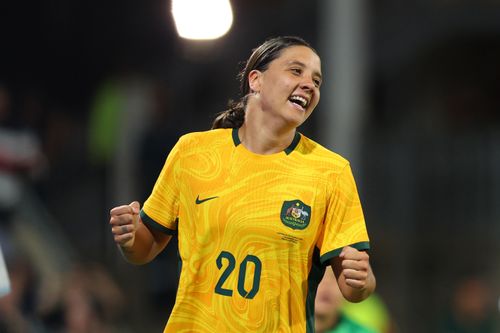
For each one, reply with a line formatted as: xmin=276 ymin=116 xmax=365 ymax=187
xmin=211 ymin=36 xmax=317 ymax=129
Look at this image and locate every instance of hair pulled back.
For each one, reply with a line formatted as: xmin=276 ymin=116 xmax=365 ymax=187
xmin=211 ymin=36 xmax=316 ymax=129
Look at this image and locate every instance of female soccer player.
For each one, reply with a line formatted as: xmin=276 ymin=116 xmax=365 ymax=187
xmin=109 ymin=36 xmax=376 ymax=332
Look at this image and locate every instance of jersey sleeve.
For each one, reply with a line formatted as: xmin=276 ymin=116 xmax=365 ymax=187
xmin=318 ymin=163 xmax=370 ymax=265
xmin=140 ymin=137 xmax=184 ymax=234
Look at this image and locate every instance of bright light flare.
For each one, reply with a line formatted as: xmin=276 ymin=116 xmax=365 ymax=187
xmin=172 ymin=0 xmax=233 ymax=40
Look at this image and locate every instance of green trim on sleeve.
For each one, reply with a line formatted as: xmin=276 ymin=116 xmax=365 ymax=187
xmin=140 ymin=210 xmax=177 ymax=235
xmin=320 ymin=241 xmax=370 ymax=265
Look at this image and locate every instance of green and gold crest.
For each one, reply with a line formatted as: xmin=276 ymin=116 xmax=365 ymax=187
xmin=280 ymin=200 xmax=311 ymax=230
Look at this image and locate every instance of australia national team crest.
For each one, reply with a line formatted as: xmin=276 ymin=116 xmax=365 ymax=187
xmin=280 ymin=200 xmax=312 ymax=230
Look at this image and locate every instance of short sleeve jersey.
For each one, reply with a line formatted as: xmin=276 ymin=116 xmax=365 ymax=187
xmin=141 ymin=128 xmax=370 ymax=333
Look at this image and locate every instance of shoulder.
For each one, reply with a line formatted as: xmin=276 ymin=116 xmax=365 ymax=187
xmin=295 ymin=134 xmax=350 ymax=174
xmin=177 ymin=128 xmax=233 ymax=151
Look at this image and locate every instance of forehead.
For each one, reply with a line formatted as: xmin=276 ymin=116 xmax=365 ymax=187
xmin=272 ymin=45 xmax=321 ymax=72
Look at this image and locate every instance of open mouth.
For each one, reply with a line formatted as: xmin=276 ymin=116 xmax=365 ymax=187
xmin=288 ymin=95 xmax=308 ymax=109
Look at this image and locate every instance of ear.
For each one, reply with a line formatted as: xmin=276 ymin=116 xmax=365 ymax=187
xmin=248 ymin=70 xmax=262 ymax=93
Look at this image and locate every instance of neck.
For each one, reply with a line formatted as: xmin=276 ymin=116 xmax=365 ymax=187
xmin=239 ymin=98 xmax=297 ymax=155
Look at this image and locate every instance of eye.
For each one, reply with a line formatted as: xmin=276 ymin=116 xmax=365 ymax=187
xmin=313 ymin=78 xmax=322 ymax=88
xmin=290 ymin=68 xmax=302 ymax=75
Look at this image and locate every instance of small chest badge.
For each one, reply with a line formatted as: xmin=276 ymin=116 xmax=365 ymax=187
xmin=280 ymin=200 xmax=311 ymax=230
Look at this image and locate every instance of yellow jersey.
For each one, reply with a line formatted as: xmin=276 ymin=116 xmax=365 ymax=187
xmin=141 ymin=128 xmax=370 ymax=333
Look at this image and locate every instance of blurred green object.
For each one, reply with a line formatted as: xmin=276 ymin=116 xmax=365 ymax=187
xmin=88 ymin=80 xmax=123 ymax=164
xmin=341 ymin=293 xmax=391 ymax=333
xmin=326 ymin=314 xmax=377 ymax=333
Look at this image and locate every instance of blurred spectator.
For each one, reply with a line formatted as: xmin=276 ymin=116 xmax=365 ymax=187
xmin=0 ymin=248 xmax=42 ymax=333
xmin=0 ymin=83 xmax=49 ymax=332
xmin=439 ymin=275 xmax=498 ymax=333
xmin=0 ymin=84 xmax=46 ymax=214
xmin=41 ymin=262 xmax=128 ymax=333
xmin=341 ymin=290 xmax=395 ymax=333
xmin=0 ymin=82 xmax=131 ymax=332
xmin=315 ymin=266 xmax=377 ymax=333
xmin=0 ymin=255 xmax=129 ymax=332
xmin=316 ymin=266 xmax=398 ymax=333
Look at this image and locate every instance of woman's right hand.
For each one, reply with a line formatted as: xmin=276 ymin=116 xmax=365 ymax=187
xmin=109 ymin=201 xmax=140 ymax=249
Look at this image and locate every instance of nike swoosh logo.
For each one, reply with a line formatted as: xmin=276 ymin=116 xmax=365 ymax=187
xmin=195 ymin=195 xmax=219 ymax=204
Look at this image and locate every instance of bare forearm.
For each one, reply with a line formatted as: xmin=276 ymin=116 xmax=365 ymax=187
xmin=120 ymin=221 xmax=168 ymax=265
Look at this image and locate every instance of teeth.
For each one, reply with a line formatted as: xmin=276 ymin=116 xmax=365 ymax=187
xmin=289 ymin=95 xmax=308 ymax=108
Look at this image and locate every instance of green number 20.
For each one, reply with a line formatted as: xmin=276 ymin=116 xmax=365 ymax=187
xmin=215 ymin=251 xmax=262 ymax=299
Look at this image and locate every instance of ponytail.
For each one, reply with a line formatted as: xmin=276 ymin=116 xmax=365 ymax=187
xmin=211 ymin=99 xmax=246 ymax=129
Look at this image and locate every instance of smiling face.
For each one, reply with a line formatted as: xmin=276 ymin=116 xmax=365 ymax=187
xmin=248 ymin=45 xmax=322 ymax=129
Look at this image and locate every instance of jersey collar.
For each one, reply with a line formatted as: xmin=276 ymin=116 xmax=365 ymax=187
xmin=231 ymin=128 xmax=301 ymax=155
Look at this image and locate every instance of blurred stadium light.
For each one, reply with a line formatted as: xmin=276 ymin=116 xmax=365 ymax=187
xmin=172 ymin=0 xmax=233 ymax=40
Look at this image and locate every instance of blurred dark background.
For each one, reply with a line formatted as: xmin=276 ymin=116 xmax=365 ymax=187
xmin=0 ymin=0 xmax=499 ymax=332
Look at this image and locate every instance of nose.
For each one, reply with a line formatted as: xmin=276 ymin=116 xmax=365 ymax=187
xmin=300 ymin=76 xmax=315 ymax=91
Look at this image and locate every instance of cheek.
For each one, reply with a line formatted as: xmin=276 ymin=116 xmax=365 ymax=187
xmin=313 ymin=91 xmax=320 ymax=107
xmin=307 ymin=95 xmax=320 ymax=115
xmin=269 ymin=83 xmax=291 ymax=105
xmin=276 ymin=76 xmax=295 ymax=92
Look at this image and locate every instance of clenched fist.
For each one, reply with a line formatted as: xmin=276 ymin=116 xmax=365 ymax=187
xmin=109 ymin=201 xmax=140 ymax=249
xmin=332 ymin=246 xmax=376 ymax=302
xmin=339 ymin=246 xmax=371 ymax=290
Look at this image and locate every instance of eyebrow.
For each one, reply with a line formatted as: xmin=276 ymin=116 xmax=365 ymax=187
xmin=287 ymin=60 xmax=323 ymax=81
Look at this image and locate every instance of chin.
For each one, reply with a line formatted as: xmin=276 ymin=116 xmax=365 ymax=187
xmin=286 ymin=114 xmax=307 ymax=128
